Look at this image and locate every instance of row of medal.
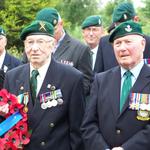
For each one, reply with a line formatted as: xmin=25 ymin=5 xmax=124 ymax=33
xmin=40 ymin=89 xmax=63 ymax=110
xmin=130 ymin=93 xmax=150 ymax=121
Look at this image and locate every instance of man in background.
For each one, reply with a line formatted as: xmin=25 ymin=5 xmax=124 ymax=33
xmin=0 ymin=26 xmax=22 ymax=89
xmin=95 ymin=2 xmax=150 ymax=73
xmin=81 ymin=15 xmax=103 ymax=72
xmin=23 ymin=8 xmax=93 ymax=96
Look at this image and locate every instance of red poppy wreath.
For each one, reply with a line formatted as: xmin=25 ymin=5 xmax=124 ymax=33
xmin=0 ymin=89 xmax=31 ymax=150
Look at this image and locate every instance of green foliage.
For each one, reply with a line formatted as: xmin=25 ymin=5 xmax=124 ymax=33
xmin=0 ymin=0 xmax=150 ymax=57
xmin=0 ymin=0 xmax=59 ymax=53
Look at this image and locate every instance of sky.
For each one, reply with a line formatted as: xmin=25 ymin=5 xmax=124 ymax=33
xmin=100 ymin=0 xmax=145 ymax=8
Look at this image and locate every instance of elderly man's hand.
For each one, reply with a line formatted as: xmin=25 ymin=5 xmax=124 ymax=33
xmin=0 ymin=104 xmax=9 ymax=116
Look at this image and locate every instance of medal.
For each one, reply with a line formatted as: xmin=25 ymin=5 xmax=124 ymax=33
xmin=23 ymin=93 xmax=29 ymax=113
xmin=23 ymin=106 xmax=28 ymax=113
xmin=52 ymin=99 xmax=58 ymax=107
xmin=41 ymin=102 xmax=47 ymax=109
xmin=137 ymin=110 xmax=150 ymax=121
xmin=47 ymin=101 xmax=52 ymax=108
xmin=57 ymin=98 xmax=63 ymax=105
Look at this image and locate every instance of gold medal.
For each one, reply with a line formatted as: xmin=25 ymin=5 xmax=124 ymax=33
xmin=23 ymin=106 xmax=28 ymax=113
xmin=137 ymin=110 xmax=150 ymax=121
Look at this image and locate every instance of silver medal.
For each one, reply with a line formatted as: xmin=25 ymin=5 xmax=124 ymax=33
xmin=52 ymin=99 xmax=58 ymax=107
xmin=57 ymin=98 xmax=63 ymax=105
xmin=41 ymin=102 xmax=47 ymax=109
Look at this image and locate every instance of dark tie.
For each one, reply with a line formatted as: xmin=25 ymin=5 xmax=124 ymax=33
xmin=30 ymin=70 xmax=39 ymax=103
xmin=90 ymin=51 xmax=94 ymax=69
xmin=120 ymin=70 xmax=132 ymax=112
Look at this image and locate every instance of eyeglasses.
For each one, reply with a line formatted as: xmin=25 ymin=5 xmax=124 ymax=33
xmin=25 ymin=39 xmax=52 ymax=48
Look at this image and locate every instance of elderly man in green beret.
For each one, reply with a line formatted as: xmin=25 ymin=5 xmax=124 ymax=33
xmin=81 ymin=15 xmax=103 ymax=70
xmin=22 ymin=7 xmax=93 ymax=97
xmin=81 ymin=20 xmax=150 ymax=150
xmin=95 ymin=2 xmax=150 ymax=74
xmin=1 ymin=20 xmax=85 ymax=150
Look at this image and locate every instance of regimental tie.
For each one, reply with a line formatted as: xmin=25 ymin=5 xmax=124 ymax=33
xmin=30 ymin=70 xmax=39 ymax=104
xmin=120 ymin=70 xmax=132 ymax=112
xmin=90 ymin=51 xmax=94 ymax=70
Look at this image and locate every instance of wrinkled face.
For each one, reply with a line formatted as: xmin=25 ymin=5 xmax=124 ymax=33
xmin=0 ymin=35 xmax=7 ymax=55
xmin=82 ymin=26 xmax=103 ymax=49
xmin=113 ymin=34 xmax=146 ymax=69
xmin=24 ymin=34 xmax=55 ymax=68
xmin=54 ymin=21 xmax=63 ymax=41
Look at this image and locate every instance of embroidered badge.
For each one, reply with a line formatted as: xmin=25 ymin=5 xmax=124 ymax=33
xmin=125 ymin=25 xmax=132 ymax=32
xmin=39 ymin=21 xmax=46 ymax=32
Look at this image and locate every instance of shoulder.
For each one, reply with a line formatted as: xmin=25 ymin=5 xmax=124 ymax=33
xmin=53 ymin=58 xmax=83 ymax=78
xmin=95 ymin=66 xmax=119 ymax=81
xmin=6 ymin=63 xmax=28 ymax=76
xmin=6 ymin=53 xmax=22 ymax=65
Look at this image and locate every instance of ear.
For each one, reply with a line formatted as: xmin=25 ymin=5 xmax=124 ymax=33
xmin=133 ymin=16 xmax=140 ymax=22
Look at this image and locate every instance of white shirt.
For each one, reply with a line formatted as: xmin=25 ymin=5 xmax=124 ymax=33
xmin=0 ymin=50 xmax=6 ymax=69
xmin=30 ymin=57 xmax=51 ymax=96
xmin=91 ymin=45 xmax=98 ymax=70
xmin=120 ymin=60 xmax=144 ymax=93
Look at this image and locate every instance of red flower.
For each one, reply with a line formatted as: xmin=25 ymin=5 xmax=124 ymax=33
xmin=15 ymin=121 xmax=28 ymax=133
xmin=20 ymin=131 xmax=31 ymax=145
xmin=0 ymin=89 xmax=31 ymax=149
xmin=4 ymin=141 xmax=18 ymax=150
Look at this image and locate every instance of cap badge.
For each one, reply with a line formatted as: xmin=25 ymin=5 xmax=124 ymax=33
xmin=98 ymin=19 xmax=101 ymax=25
xmin=123 ymin=14 xmax=127 ymax=20
xmin=125 ymin=25 xmax=132 ymax=32
xmin=53 ymin=19 xmax=57 ymax=26
xmin=39 ymin=21 xmax=46 ymax=32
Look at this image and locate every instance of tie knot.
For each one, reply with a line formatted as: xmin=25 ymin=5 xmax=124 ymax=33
xmin=31 ymin=70 xmax=39 ymax=78
xmin=124 ymin=70 xmax=132 ymax=78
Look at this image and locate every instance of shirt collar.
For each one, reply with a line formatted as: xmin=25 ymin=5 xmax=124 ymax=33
xmin=0 ymin=50 xmax=6 ymax=69
xmin=91 ymin=45 xmax=98 ymax=55
xmin=121 ymin=60 xmax=144 ymax=79
xmin=30 ymin=56 xmax=51 ymax=77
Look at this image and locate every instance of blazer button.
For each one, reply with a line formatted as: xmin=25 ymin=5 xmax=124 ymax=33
xmin=41 ymin=141 xmax=46 ymax=146
xmin=50 ymin=123 xmax=55 ymax=128
xmin=116 ymin=129 xmax=121 ymax=135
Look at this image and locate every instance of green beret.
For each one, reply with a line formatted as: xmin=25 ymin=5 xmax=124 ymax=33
xmin=0 ymin=27 xmax=6 ymax=36
xmin=81 ymin=15 xmax=102 ymax=29
xmin=113 ymin=2 xmax=136 ymax=23
xmin=20 ymin=20 xmax=54 ymax=41
xmin=36 ymin=8 xmax=59 ymax=26
xmin=109 ymin=20 xmax=143 ymax=43
xmin=108 ymin=2 xmax=136 ymax=33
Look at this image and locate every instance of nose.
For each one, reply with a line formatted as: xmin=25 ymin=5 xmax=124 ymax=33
xmin=119 ymin=42 xmax=126 ymax=51
xmin=31 ymin=42 xmax=39 ymax=51
xmin=89 ymin=29 xmax=93 ymax=35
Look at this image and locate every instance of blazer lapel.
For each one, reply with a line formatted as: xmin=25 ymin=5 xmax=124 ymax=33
xmin=120 ymin=64 xmax=150 ymax=116
xmin=53 ymin=33 xmax=70 ymax=59
xmin=110 ymin=67 xmax=121 ymax=120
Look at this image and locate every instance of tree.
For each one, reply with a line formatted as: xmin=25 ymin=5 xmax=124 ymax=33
xmin=0 ymin=0 xmax=59 ymax=54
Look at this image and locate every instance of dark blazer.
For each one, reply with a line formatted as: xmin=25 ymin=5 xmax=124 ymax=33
xmin=81 ymin=64 xmax=150 ymax=150
xmin=0 ymin=52 xmax=22 ymax=89
xmin=53 ymin=32 xmax=93 ymax=96
xmin=4 ymin=58 xmax=85 ymax=150
xmin=94 ymin=35 xmax=150 ymax=73
xmin=2 ymin=52 xmax=22 ymax=72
